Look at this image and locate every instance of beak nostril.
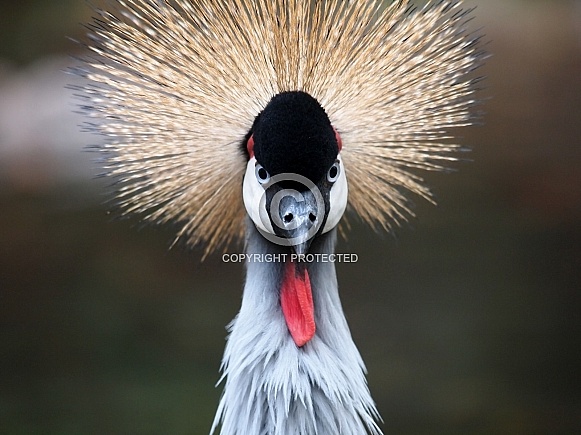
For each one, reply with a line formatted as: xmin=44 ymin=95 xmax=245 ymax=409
xmin=284 ymin=213 xmax=294 ymax=224
xmin=309 ymin=212 xmax=316 ymax=223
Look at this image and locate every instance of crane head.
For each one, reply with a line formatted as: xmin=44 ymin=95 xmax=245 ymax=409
xmin=242 ymin=91 xmax=348 ymax=255
xmin=79 ymin=0 xmax=483 ymax=258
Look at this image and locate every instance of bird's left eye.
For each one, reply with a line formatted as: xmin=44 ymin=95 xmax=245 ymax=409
xmin=255 ymin=164 xmax=271 ymax=184
xmin=327 ymin=161 xmax=341 ymax=183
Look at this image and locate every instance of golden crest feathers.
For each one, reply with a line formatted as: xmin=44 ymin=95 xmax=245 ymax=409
xmin=79 ymin=0 xmax=482 ymax=255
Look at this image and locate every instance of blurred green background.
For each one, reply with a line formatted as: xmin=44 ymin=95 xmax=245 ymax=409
xmin=1 ymin=0 xmax=580 ymax=434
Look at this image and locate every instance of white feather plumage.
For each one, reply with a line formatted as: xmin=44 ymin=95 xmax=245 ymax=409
xmin=212 ymin=224 xmax=382 ymax=435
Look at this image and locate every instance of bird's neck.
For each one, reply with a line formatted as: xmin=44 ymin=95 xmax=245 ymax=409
xmin=211 ymin=220 xmax=382 ymax=435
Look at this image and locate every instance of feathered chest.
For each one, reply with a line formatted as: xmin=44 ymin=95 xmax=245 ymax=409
xmin=211 ymin=226 xmax=382 ymax=435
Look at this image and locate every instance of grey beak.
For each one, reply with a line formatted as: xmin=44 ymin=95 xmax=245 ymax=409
xmin=271 ymin=188 xmax=320 ymax=253
xmin=292 ymin=238 xmax=311 ymax=257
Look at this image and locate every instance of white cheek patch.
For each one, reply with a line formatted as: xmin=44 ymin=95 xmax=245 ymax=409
xmin=323 ymin=155 xmax=348 ymax=233
xmin=242 ymin=157 xmax=275 ymax=234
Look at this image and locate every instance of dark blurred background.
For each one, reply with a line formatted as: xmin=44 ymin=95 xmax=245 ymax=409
xmin=1 ymin=0 xmax=580 ymax=434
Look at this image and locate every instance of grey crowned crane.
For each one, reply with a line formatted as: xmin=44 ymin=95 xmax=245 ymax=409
xmin=78 ymin=0 xmax=482 ymax=434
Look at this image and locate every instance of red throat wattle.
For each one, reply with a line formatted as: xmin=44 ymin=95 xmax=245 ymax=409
xmin=280 ymin=260 xmax=315 ymax=347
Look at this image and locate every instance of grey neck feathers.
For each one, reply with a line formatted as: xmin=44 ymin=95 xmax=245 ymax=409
xmin=211 ymin=220 xmax=382 ymax=435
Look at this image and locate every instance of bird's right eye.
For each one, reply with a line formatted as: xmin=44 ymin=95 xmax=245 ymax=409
xmin=255 ymin=164 xmax=271 ymax=184
xmin=327 ymin=160 xmax=341 ymax=183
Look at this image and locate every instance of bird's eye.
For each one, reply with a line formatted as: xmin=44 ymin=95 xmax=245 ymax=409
xmin=327 ymin=161 xmax=341 ymax=183
xmin=255 ymin=164 xmax=271 ymax=184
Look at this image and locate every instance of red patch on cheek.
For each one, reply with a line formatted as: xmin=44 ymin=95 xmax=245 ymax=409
xmin=333 ymin=127 xmax=342 ymax=152
xmin=247 ymin=134 xmax=255 ymax=158
xmin=280 ymin=261 xmax=315 ymax=347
